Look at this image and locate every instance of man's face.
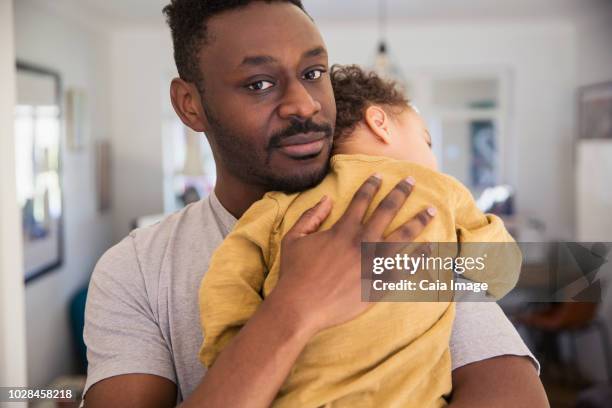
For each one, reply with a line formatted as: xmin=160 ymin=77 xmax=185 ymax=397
xmin=198 ymin=2 xmax=336 ymax=193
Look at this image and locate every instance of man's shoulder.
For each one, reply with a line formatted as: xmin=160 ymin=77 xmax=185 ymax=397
xmin=94 ymin=198 xmax=223 ymax=284
xmin=130 ymin=199 xmax=209 ymax=245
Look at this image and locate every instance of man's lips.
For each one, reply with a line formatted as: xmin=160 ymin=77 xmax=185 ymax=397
xmin=276 ymin=132 xmax=328 ymax=147
xmin=275 ymin=132 xmax=328 ymax=158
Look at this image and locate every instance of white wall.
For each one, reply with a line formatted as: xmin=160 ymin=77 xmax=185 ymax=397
xmin=14 ymin=0 xmax=114 ymax=389
xmin=575 ymin=4 xmax=612 ymax=87
xmin=0 ymin=0 xmax=28 ymax=397
xmin=321 ymin=19 xmax=577 ymax=240
xmin=109 ymin=29 xmax=173 ymax=241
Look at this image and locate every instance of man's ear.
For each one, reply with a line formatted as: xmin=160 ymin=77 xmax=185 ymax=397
xmin=364 ymin=105 xmax=392 ymax=144
xmin=170 ymin=78 xmax=207 ymax=132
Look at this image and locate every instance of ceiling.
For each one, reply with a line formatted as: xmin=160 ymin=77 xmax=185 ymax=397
xmin=42 ymin=0 xmax=612 ymax=28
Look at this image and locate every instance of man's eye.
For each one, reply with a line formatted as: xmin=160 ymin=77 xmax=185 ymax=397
xmin=247 ymin=80 xmax=274 ymax=91
xmin=303 ymin=69 xmax=325 ymax=81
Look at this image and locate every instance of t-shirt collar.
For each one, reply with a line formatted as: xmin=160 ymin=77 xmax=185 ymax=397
xmin=208 ymin=190 xmax=237 ymax=237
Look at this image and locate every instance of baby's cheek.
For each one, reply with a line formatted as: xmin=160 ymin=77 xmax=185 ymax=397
xmin=427 ymin=152 xmax=439 ymax=171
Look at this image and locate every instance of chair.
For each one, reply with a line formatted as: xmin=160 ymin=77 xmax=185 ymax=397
xmin=516 ymin=302 xmax=612 ymax=383
xmin=69 ymin=285 xmax=89 ymax=373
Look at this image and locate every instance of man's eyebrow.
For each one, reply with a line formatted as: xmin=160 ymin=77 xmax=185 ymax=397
xmin=239 ymin=46 xmax=327 ymax=68
xmin=303 ymin=46 xmax=327 ymax=59
xmin=240 ymin=55 xmax=277 ymax=67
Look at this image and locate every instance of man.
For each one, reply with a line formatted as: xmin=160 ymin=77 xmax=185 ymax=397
xmin=83 ymin=1 xmax=548 ymax=407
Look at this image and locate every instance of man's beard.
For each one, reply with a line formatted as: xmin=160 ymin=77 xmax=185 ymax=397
xmin=205 ymin=106 xmax=333 ymax=193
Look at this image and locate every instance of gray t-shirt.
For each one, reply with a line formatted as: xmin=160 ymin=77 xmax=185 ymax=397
xmin=83 ymin=192 xmax=537 ymax=401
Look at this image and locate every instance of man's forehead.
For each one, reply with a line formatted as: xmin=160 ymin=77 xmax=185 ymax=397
xmin=202 ymin=2 xmax=326 ymax=67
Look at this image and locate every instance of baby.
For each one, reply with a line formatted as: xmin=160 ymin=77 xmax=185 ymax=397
xmin=199 ymin=65 xmax=521 ymax=407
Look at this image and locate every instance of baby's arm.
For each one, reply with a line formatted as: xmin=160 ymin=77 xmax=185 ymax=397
xmin=453 ymin=182 xmax=522 ymax=299
xmin=199 ymin=194 xmax=281 ymax=367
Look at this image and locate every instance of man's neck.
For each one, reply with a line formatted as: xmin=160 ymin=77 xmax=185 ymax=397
xmin=214 ymin=176 xmax=267 ymax=219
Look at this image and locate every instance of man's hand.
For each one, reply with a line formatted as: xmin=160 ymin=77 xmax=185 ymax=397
xmin=182 ymin=174 xmax=435 ymax=408
xmin=274 ymin=174 xmax=435 ymax=334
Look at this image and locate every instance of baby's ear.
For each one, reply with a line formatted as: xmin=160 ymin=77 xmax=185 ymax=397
xmin=364 ymin=105 xmax=392 ymax=144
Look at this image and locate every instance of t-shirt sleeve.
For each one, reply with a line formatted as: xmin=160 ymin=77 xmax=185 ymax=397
xmin=452 ymin=181 xmax=522 ymax=299
xmin=449 ymin=302 xmax=540 ymax=373
xmin=83 ymin=236 xmax=176 ymax=397
xmin=199 ymin=195 xmax=281 ymax=368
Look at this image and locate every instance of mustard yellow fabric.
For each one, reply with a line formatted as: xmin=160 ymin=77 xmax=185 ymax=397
xmin=199 ymin=154 xmax=521 ymax=408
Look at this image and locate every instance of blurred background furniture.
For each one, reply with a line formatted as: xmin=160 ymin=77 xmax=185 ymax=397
xmin=516 ymin=302 xmax=612 ymax=384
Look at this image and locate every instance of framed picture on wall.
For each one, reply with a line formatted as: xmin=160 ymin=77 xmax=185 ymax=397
xmin=578 ymin=81 xmax=612 ymax=140
xmin=14 ymin=61 xmax=64 ymax=283
xmin=66 ymin=88 xmax=88 ymax=151
xmin=470 ymin=120 xmax=497 ymax=189
xmin=96 ymin=140 xmax=112 ymax=213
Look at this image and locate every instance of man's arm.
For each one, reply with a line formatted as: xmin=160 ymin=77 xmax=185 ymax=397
xmin=446 ymin=301 xmax=547 ymax=406
xmin=85 ymin=334 xmax=548 ymax=408
xmin=180 ymin=282 xmax=315 ymax=408
xmin=82 ymin=236 xmax=179 ymax=408
xmin=449 ymin=355 xmax=549 ymax=408
xmin=85 ymin=375 xmax=176 ymax=408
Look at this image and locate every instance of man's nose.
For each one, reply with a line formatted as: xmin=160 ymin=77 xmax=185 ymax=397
xmin=278 ymin=79 xmax=322 ymax=121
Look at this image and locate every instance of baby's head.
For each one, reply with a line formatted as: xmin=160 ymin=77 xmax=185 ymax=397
xmin=331 ymin=65 xmax=437 ymax=170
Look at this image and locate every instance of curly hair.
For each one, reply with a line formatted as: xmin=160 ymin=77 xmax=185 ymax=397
xmin=163 ymin=0 xmax=305 ymax=91
xmin=331 ymin=64 xmax=409 ymax=143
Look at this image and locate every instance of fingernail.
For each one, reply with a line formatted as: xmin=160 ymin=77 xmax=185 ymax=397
xmin=319 ymin=195 xmax=328 ymax=203
xmin=372 ymin=173 xmax=382 ymax=180
xmin=405 ymin=176 xmax=415 ymax=186
xmin=427 ymin=207 xmax=437 ymax=216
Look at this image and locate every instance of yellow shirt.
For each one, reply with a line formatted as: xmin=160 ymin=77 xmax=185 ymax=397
xmin=199 ymin=154 xmax=521 ymax=407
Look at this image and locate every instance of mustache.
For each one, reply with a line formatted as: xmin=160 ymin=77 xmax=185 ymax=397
xmin=268 ymin=119 xmax=333 ymax=149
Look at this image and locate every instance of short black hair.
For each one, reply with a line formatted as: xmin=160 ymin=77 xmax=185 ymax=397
xmin=331 ymin=64 xmax=410 ymax=143
xmin=163 ymin=0 xmax=306 ymax=90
